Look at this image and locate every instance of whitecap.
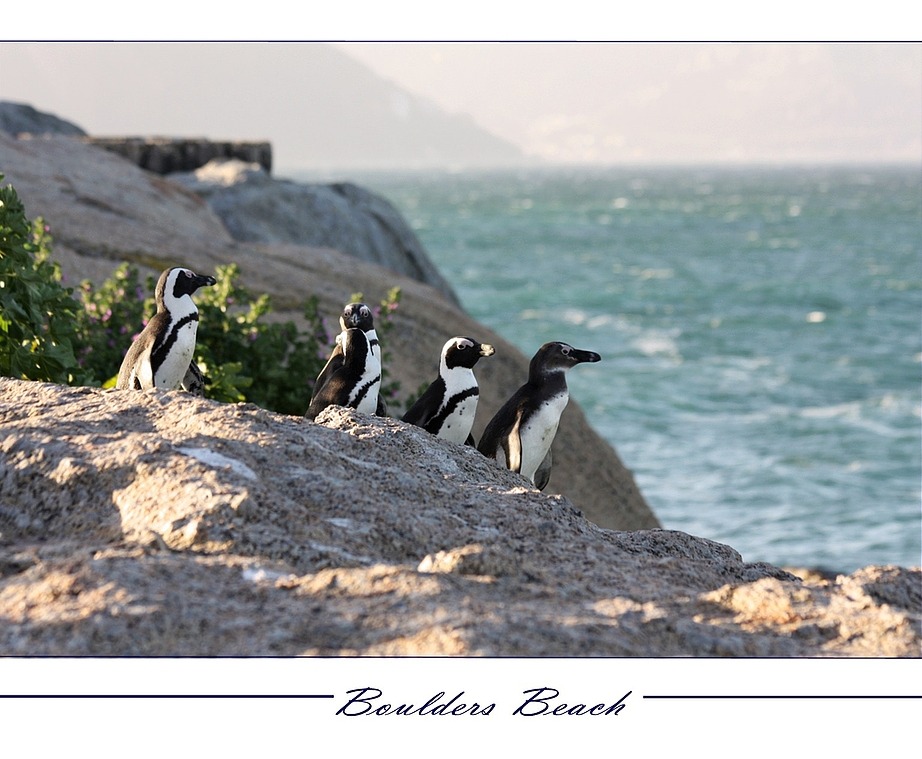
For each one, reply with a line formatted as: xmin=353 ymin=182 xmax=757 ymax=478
xmin=560 ymin=308 xmax=588 ymax=326
xmin=800 ymin=402 xmax=862 ymax=420
xmin=632 ymin=331 xmax=681 ymax=360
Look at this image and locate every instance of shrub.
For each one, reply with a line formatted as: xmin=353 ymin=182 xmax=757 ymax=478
xmin=73 ymin=262 xmax=148 ymax=387
xmin=1 ymin=173 xmax=405 ymax=415
xmin=77 ymin=262 xmax=404 ymax=415
xmin=0 ymin=175 xmax=87 ymax=384
xmin=192 ymin=263 xmax=331 ymax=413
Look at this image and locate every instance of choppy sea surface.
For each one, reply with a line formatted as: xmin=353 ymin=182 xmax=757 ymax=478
xmin=297 ymin=165 xmax=921 ymax=573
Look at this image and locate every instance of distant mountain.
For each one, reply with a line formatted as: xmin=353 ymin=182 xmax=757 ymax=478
xmin=340 ymin=42 xmax=922 ymax=165
xmin=0 ymin=43 xmax=530 ymax=173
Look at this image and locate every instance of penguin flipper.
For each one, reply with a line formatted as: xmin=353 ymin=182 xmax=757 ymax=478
xmin=310 ymin=344 xmax=345 ymax=403
xmin=181 ymin=361 xmax=206 ymax=396
xmin=401 ymin=382 xmax=441 ymax=427
xmin=477 ymin=401 xmax=521 ymax=468
xmin=534 ymin=449 xmax=553 ymax=491
xmin=115 ymin=344 xmax=140 ymax=389
xmin=505 ymin=416 xmax=523 ymax=474
xmin=116 ymin=337 xmax=153 ymax=390
xmin=306 ymin=388 xmax=333 ymax=421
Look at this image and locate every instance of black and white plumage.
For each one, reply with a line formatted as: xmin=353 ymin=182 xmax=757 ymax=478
xmin=181 ymin=361 xmax=207 ymax=397
xmin=305 ymin=327 xmax=382 ymax=420
xmin=310 ymin=302 xmax=387 ymax=416
xmin=402 ymin=336 xmax=495 ymax=445
xmin=115 ymin=267 xmax=216 ymax=392
xmin=477 ymin=341 xmax=601 ymax=490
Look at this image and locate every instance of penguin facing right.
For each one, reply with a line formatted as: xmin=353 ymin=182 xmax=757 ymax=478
xmin=116 ymin=266 xmax=216 ymax=392
xmin=402 ymin=336 xmax=495 ymax=445
xmin=477 ymin=341 xmax=601 ymax=490
xmin=311 ymin=302 xmax=387 ymax=416
xmin=305 ymin=327 xmax=382 ymax=420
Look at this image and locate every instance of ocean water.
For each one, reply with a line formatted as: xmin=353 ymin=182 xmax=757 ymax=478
xmin=300 ymin=165 xmax=921 ymax=573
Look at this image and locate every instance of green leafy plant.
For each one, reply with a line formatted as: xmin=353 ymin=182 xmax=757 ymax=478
xmin=3 ymin=172 xmax=407 ymax=417
xmin=0 ymin=175 xmax=87 ymax=384
xmin=192 ymin=263 xmax=331 ymax=413
xmin=77 ymin=262 xmax=378 ymax=416
xmin=73 ymin=262 xmax=148 ymax=387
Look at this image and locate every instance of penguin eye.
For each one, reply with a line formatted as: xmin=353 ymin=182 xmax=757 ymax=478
xmin=561 ymin=346 xmax=571 ymax=356
xmin=457 ymin=342 xmax=467 ymax=350
xmin=183 ymin=270 xmax=193 ymax=278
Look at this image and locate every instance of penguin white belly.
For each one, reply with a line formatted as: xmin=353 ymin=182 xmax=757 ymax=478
xmin=518 ymin=392 xmax=569 ymax=483
xmin=155 ymin=321 xmax=198 ymax=389
xmin=349 ymin=353 xmax=381 ymax=415
xmin=438 ymin=393 xmax=478 ymax=444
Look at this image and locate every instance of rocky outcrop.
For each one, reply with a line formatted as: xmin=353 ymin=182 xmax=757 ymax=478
xmin=0 ymin=129 xmax=655 ymax=533
xmin=170 ymin=158 xmax=461 ymax=304
xmin=0 ymin=378 xmax=918 ymax=656
xmin=0 ymin=101 xmax=86 ymax=137
xmin=86 ymin=137 xmax=273 ymax=175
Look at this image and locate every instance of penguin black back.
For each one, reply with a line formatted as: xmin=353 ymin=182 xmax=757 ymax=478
xmin=115 ymin=266 xmax=216 ymax=391
xmin=310 ymin=302 xmax=386 ymax=415
xmin=402 ymin=336 xmax=495 ymax=445
xmin=478 ymin=341 xmax=600 ymax=489
xmin=306 ymin=327 xmax=381 ymax=420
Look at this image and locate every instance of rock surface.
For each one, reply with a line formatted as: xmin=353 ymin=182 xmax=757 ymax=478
xmin=0 ymin=129 xmax=655 ymax=533
xmin=86 ymin=137 xmax=273 ymax=175
xmin=0 ymin=101 xmax=86 ymax=137
xmin=170 ymin=158 xmax=461 ymax=304
xmin=0 ymin=378 xmax=918 ymax=656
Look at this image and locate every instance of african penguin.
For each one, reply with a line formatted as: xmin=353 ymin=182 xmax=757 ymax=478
xmin=305 ymin=327 xmax=382 ymax=420
xmin=115 ymin=267 xmax=216 ymax=392
xmin=402 ymin=336 xmax=495 ymax=446
xmin=181 ymin=360 xmax=207 ymax=397
xmin=477 ymin=341 xmax=601 ymax=490
xmin=311 ymin=302 xmax=387 ymax=416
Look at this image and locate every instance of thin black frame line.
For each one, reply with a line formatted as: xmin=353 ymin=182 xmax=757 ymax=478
xmin=643 ymin=695 xmax=922 ymax=699
xmin=0 ymin=694 xmax=336 ymax=699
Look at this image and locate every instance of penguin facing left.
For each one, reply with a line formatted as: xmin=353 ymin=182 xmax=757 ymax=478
xmin=305 ymin=327 xmax=382 ymax=420
xmin=311 ymin=302 xmax=387 ymax=416
xmin=477 ymin=341 xmax=601 ymax=490
xmin=116 ymin=267 xmax=216 ymax=392
xmin=402 ymin=336 xmax=495 ymax=445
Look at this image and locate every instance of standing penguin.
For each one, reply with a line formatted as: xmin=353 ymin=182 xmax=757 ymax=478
xmin=478 ymin=341 xmax=600 ymax=490
xmin=116 ymin=266 xmax=216 ymax=392
xmin=311 ymin=302 xmax=387 ymax=416
xmin=402 ymin=336 xmax=495 ymax=446
xmin=305 ymin=328 xmax=382 ymax=420
xmin=180 ymin=361 xmax=207 ymax=397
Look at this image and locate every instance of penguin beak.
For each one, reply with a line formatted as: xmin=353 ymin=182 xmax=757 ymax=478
xmin=572 ymin=348 xmax=601 ymax=364
xmin=194 ymin=274 xmax=217 ymax=290
xmin=479 ymin=343 xmax=496 ymax=357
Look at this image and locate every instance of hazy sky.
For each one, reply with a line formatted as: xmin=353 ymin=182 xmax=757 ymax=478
xmin=335 ymin=42 xmax=922 ymax=164
xmin=1 ymin=42 xmax=920 ymax=169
